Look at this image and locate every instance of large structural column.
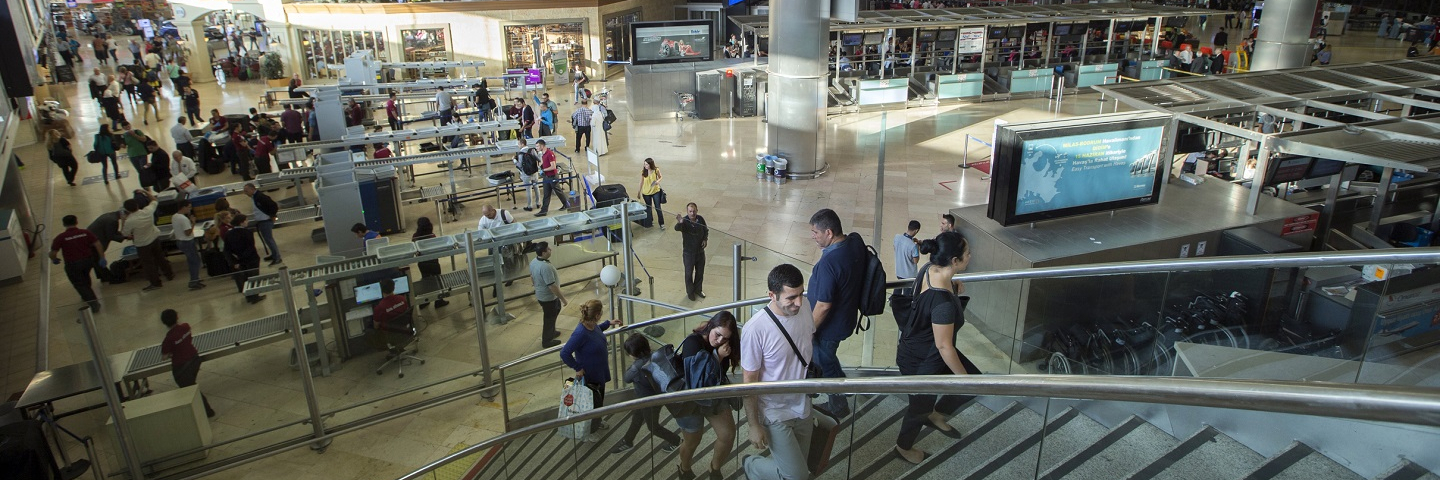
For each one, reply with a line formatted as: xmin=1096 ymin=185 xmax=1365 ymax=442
xmin=1250 ymin=0 xmax=1319 ymax=71
xmin=765 ymin=0 xmax=830 ymax=177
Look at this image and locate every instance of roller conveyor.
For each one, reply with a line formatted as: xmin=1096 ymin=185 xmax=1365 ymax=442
xmin=242 ymin=203 xmax=647 ymax=296
xmin=276 ymin=204 xmax=321 ymax=225
xmin=274 ymin=119 xmax=520 ymax=154
xmin=121 ymin=306 xmax=332 ymax=381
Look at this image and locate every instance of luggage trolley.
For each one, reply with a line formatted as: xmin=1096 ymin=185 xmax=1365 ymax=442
xmin=675 ymin=91 xmax=697 ymax=120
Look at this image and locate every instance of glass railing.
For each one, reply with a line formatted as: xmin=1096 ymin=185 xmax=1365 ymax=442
xmin=398 ymin=376 xmax=1440 ymax=480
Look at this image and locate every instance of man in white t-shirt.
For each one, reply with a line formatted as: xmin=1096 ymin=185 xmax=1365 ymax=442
xmin=476 ymin=204 xmax=513 ymax=231
xmin=741 ymin=264 xmax=817 ymax=480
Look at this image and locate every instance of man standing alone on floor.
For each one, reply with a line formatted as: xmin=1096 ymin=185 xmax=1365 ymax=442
xmin=894 ymin=220 xmax=921 ymax=280
xmin=243 ymin=183 xmax=282 ymax=266
xmin=160 ymin=309 xmax=216 ymax=417
xmin=571 ymin=99 xmax=594 ymax=153
xmin=121 ymin=189 xmax=175 ymax=291
xmin=1213 ymin=27 xmax=1229 ymax=50
xmin=674 ymin=203 xmax=709 ymax=301
xmin=530 ymin=241 xmax=566 ymax=344
xmin=49 ymin=215 xmax=107 ymax=312
xmin=806 ymin=208 xmax=865 ymax=419
xmin=742 ymin=264 xmax=820 ymax=480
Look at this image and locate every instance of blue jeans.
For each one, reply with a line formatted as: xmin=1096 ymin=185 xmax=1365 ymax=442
xmin=253 ymin=219 xmax=280 ymax=262
xmin=175 ymin=239 xmax=202 ymax=284
xmin=812 ymin=338 xmax=849 ymax=415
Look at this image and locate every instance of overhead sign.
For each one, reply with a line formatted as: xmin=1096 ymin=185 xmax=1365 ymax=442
xmin=957 ymin=27 xmax=986 ymax=54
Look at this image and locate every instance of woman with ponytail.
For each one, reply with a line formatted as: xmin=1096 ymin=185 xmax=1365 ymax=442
xmin=560 ymin=299 xmax=625 ymax=432
xmin=893 ymin=231 xmax=976 ymax=464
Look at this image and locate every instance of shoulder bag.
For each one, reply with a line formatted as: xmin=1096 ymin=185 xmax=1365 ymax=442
xmin=764 ymin=306 xmax=822 ymax=379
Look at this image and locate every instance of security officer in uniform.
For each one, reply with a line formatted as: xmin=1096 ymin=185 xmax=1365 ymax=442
xmin=49 ymin=215 xmax=107 ymax=312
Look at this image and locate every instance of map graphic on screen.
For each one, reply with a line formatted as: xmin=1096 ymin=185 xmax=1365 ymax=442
xmin=1014 ymin=127 xmax=1165 ymax=216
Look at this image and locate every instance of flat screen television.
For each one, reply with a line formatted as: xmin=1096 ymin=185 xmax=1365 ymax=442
xmin=863 ymin=32 xmax=884 ymax=44
xmin=841 ymin=33 xmax=864 ymax=46
xmin=630 ymin=20 xmax=713 ymax=66
xmin=917 ymin=30 xmax=937 ymax=42
xmin=1054 ymin=24 xmax=1073 ymax=36
xmin=987 ymin=113 xmax=1171 ymax=226
xmin=1267 ymin=156 xmax=1314 ymax=184
xmin=937 ymin=29 xmax=958 ymax=42
xmin=355 ymin=277 xmax=411 ymax=304
xmin=1307 ymin=158 xmax=1346 ymax=178
xmin=990 ymin=27 xmax=1008 ymax=38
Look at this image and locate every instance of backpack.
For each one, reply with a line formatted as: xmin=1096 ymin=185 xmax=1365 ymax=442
xmin=518 ymin=149 xmax=541 ymax=175
xmin=854 ymin=232 xmax=889 ymax=318
xmin=641 ymin=344 xmax=697 ymax=416
xmin=604 ymin=108 xmax=617 ymax=125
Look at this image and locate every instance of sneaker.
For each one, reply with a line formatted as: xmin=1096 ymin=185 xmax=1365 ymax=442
xmin=661 ymin=442 xmax=679 ymax=453
xmin=523 ymin=206 xmax=534 ymax=211
xmin=609 ymin=440 xmax=634 ymax=454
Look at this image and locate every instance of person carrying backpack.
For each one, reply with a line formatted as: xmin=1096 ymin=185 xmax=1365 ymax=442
xmin=513 ymin=136 xmax=542 ymax=211
xmin=610 ymin=334 xmax=683 ymax=454
xmin=674 ymin=311 xmax=740 ymax=480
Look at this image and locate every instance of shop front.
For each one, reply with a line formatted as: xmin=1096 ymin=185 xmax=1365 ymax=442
xmin=602 ymin=8 xmax=642 ymax=78
xmin=297 ymin=28 xmax=386 ymax=79
xmin=502 ymin=20 xmax=586 ymax=87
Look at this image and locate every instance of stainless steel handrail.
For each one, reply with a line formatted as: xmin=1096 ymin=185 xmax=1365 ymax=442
xmin=398 ymin=375 xmax=1440 ymax=479
xmin=617 ymin=294 xmax=690 ymax=313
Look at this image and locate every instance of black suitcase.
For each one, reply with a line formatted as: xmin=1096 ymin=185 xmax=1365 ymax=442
xmin=108 ymin=260 xmax=130 ymax=284
xmin=592 ymin=184 xmax=628 ymax=208
xmin=204 ymin=248 xmax=232 ymax=277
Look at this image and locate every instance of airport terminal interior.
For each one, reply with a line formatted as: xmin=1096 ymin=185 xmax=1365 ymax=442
xmin=2 ymin=1 xmax=1440 ymax=479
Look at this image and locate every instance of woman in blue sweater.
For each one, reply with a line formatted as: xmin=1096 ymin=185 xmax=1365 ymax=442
xmin=560 ymin=299 xmax=624 ymax=432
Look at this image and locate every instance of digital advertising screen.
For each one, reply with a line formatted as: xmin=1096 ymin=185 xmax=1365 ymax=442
xmin=988 ymin=112 xmax=1172 ymax=226
xmin=631 ymin=20 xmax=713 ymax=65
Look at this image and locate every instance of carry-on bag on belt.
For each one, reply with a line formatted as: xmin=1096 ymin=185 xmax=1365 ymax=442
xmin=557 ymin=377 xmax=593 ymax=440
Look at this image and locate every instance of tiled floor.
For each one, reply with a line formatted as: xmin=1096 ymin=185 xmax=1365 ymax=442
xmin=0 ymin=24 xmax=1413 ymax=480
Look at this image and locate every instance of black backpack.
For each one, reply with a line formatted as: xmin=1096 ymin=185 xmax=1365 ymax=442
xmin=854 ymin=232 xmax=888 ymax=318
xmin=604 ymin=108 xmax=617 ymax=125
xmin=518 ymin=149 xmax=541 ymax=175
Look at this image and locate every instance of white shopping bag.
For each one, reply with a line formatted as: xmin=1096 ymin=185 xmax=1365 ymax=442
xmin=172 ymin=174 xmax=198 ymax=195
xmin=556 ymin=377 xmax=592 ymax=440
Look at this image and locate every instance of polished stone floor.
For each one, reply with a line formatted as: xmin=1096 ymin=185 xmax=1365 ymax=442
xmin=0 ymin=24 xmax=1413 ymax=480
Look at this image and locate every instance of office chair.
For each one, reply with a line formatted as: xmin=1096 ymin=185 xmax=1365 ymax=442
xmin=375 ymin=309 xmax=425 ymax=378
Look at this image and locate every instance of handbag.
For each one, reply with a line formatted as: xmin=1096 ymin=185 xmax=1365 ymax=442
xmin=172 ymin=173 xmax=197 ymax=195
xmin=765 ymin=306 xmax=822 ymax=379
xmin=556 ymin=377 xmax=594 ymax=440
xmin=656 ymin=189 xmax=668 ymax=205
xmin=87 ymin=150 xmax=107 ymax=164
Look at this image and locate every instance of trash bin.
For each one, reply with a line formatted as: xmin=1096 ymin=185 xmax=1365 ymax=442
xmin=774 ymin=158 xmax=789 ymax=178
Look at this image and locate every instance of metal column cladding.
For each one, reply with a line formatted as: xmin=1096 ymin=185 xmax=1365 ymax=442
xmin=765 ymin=0 xmax=830 ymax=177
xmin=1251 ymin=0 xmax=1320 ymax=71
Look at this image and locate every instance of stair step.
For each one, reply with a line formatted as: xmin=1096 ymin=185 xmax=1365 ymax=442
xmin=815 ymin=394 xmax=910 ymax=479
xmin=1375 ymin=460 xmax=1440 ymax=480
xmin=973 ymin=407 xmax=1111 ymax=480
xmin=1039 ymin=416 xmax=1180 ymax=480
xmin=509 ymin=430 xmax=562 ymax=479
xmin=1126 ymin=426 xmax=1264 ymax=480
xmin=1242 ymin=442 xmax=1363 ymax=480
xmin=902 ymin=402 xmax=1043 ymax=480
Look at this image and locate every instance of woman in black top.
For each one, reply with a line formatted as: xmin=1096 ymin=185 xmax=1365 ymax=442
xmin=46 ymin=130 xmax=79 ymax=186
xmin=675 ymin=311 xmax=739 ymax=480
xmin=894 ymin=231 xmax=974 ymax=464
xmin=411 ymin=217 xmax=449 ymax=309
xmin=224 ymin=214 xmax=265 ymax=304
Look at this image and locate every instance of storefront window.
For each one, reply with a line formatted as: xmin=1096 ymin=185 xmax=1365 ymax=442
xmin=298 ymin=28 xmax=386 ymax=79
xmin=603 ymin=9 xmax=642 ymax=73
xmin=504 ymin=22 xmax=586 ymax=87
xmin=400 ymin=27 xmax=449 ymax=79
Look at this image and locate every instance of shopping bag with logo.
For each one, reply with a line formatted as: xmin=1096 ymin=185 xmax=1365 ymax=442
xmin=556 ymin=377 xmax=593 ymax=440
xmin=172 ymin=173 xmax=198 ymax=195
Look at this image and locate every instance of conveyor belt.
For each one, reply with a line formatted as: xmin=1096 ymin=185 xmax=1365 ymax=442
xmin=274 ymin=119 xmax=520 ymax=154
xmin=276 ymin=205 xmax=321 ymax=225
xmin=124 ymin=308 xmax=331 ymax=378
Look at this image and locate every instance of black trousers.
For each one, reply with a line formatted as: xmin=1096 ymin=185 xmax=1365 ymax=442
xmin=233 ymin=263 xmax=260 ymax=301
xmin=896 ymin=359 xmax=974 ymax=450
xmin=172 ymin=357 xmax=215 ymax=416
xmin=53 ymin=157 xmax=79 ymax=184
xmin=585 ymin=381 xmax=607 ymax=432
xmin=64 ymin=258 xmax=98 ymax=303
xmin=621 ymin=405 xmax=681 ymax=447
xmin=540 ymin=299 xmax=561 ymax=343
xmin=682 ymin=248 xmax=705 ymax=298
xmin=575 ymin=125 xmax=592 ymax=150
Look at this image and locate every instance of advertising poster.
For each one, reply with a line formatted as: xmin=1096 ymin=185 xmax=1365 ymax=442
xmin=1014 ymin=127 xmax=1164 ymax=216
xmin=957 ymin=27 xmax=986 ymax=54
xmin=634 ymin=25 xmax=709 ymax=62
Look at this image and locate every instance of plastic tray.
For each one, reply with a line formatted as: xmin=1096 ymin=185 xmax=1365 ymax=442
xmin=488 ymin=223 xmax=527 ymax=241
xmin=625 ymin=201 xmax=649 ymax=218
xmin=377 ymin=242 xmax=417 ymax=262
xmin=584 ymin=207 xmax=619 ymax=223
xmin=522 ymin=218 xmax=559 ymax=233
xmin=553 ymin=212 xmax=588 ymax=228
xmin=416 ymin=235 xmax=457 ymax=254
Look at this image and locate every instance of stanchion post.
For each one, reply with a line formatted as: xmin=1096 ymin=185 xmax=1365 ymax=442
xmin=465 ymin=231 xmax=494 ymax=391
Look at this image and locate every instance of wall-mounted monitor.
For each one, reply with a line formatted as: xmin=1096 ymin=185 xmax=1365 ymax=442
xmin=1115 ymin=21 xmax=1133 ymax=33
xmin=938 ymin=29 xmax=958 ymax=42
xmin=989 ymin=27 xmax=1008 ymax=38
xmin=1267 ymin=156 xmax=1314 ymax=184
xmin=631 ymin=20 xmax=713 ymax=66
xmin=1007 ymin=27 xmax=1024 ymax=38
xmin=917 ymin=30 xmax=937 ymax=42
xmin=987 ymin=112 xmax=1171 ymax=227
xmin=1054 ymin=24 xmax=1074 ymax=36
xmin=1307 ymin=158 xmax=1346 ymax=178
xmin=863 ymin=32 xmax=884 ymax=45
xmin=841 ymin=33 xmax=864 ymax=46
xmin=355 ymin=276 xmax=411 ymax=304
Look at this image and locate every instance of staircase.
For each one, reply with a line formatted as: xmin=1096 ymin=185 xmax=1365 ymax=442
xmin=457 ymin=393 xmax=1439 ymax=480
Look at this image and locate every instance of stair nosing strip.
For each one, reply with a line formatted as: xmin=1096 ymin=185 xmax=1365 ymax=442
xmin=1037 ymin=415 xmax=1147 ymax=480
xmin=1122 ymin=425 xmax=1222 ymax=480
xmin=1240 ymin=441 xmax=1315 ymax=480
xmin=955 ymin=407 xmax=1081 ymax=480
xmin=859 ymin=402 xmax=1026 ymax=480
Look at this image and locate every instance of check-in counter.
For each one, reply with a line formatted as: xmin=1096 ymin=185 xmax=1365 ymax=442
xmin=936 ymin=73 xmax=985 ymax=99
xmin=1075 ymin=63 xmax=1121 ymax=88
xmin=1138 ymin=59 xmax=1169 ymax=81
xmin=855 ymin=78 xmax=910 ymax=105
xmin=1004 ymin=67 xmax=1054 ymax=94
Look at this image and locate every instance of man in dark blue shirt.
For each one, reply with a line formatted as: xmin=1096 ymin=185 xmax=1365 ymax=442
xmin=807 ymin=208 xmax=865 ymax=418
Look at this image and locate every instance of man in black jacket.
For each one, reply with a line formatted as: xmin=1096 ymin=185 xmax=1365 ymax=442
xmin=243 ymin=183 xmax=283 ymax=266
xmin=674 ymin=202 xmax=709 ymax=301
xmin=223 ymin=214 xmax=265 ymax=304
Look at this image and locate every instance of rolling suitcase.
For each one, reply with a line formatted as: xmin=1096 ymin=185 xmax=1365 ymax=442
xmin=204 ymin=248 xmax=232 ymax=277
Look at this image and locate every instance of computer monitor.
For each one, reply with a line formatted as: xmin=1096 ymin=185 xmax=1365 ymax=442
xmin=917 ymin=30 xmax=937 ymax=42
xmin=1007 ymin=27 xmax=1024 ymax=38
xmin=1054 ymin=24 xmax=1073 ymax=36
xmin=1268 ymin=156 xmax=1313 ymax=184
xmin=841 ymin=33 xmax=863 ymax=46
xmin=990 ymin=27 xmax=1008 ymax=38
xmin=937 ymin=29 xmax=958 ymax=42
xmin=355 ymin=277 xmax=411 ymax=304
